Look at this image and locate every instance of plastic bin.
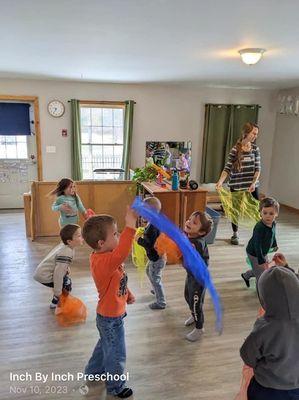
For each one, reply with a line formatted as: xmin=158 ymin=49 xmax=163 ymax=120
xmin=205 ymin=207 xmax=221 ymax=245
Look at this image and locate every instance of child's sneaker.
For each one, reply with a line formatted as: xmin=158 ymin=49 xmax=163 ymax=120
xmin=186 ymin=328 xmax=204 ymax=342
xmin=116 ymin=387 xmax=133 ymax=398
xmin=50 ymin=295 xmax=59 ymax=309
xmin=150 ymin=289 xmax=155 ymax=295
xmin=241 ymin=273 xmax=250 ymax=288
xmin=149 ymin=302 xmax=166 ymax=310
xmin=184 ymin=315 xmax=195 ymax=326
xmin=230 ymin=233 xmax=239 ymax=245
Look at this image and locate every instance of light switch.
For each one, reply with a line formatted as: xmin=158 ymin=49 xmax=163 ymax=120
xmin=46 ymin=146 xmax=56 ymax=153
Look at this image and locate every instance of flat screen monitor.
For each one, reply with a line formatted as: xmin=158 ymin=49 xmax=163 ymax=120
xmin=145 ymin=141 xmax=191 ymax=172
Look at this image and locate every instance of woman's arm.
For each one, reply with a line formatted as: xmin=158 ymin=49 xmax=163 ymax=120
xmin=215 ymin=170 xmax=228 ymax=190
xmin=248 ymin=171 xmax=261 ymax=192
xmin=249 ymin=147 xmax=261 ymax=192
xmin=216 ymin=147 xmax=236 ymax=189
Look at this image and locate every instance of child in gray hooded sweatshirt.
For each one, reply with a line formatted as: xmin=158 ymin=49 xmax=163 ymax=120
xmin=240 ymin=256 xmax=299 ymax=400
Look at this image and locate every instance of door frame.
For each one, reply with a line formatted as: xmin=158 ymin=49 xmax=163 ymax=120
xmin=0 ymin=94 xmax=43 ymax=180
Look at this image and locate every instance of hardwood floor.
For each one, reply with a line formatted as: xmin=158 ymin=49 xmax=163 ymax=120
xmin=0 ymin=208 xmax=298 ymax=400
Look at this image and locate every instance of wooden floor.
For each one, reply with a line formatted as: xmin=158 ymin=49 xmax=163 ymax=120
xmin=0 ymin=208 xmax=298 ymax=400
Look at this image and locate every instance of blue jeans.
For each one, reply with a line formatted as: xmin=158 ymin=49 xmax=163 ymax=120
xmin=146 ymin=257 xmax=166 ymax=306
xmin=85 ymin=313 xmax=127 ymax=395
xmin=248 ymin=377 xmax=299 ymax=400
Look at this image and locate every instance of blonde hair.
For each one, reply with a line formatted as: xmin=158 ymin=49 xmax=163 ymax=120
xmin=144 ymin=196 xmax=162 ymax=211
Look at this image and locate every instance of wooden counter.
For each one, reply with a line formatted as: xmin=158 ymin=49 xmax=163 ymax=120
xmin=24 ymin=181 xmax=136 ymax=240
xmin=142 ymin=181 xmax=208 ymax=228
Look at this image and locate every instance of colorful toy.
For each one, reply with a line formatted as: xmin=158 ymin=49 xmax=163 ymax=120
xmin=218 ymin=187 xmax=260 ymax=228
xmin=55 ymin=292 xmax=87 ymax=327
xmin=155 ymin=233 xmax=182 ymax=264
xmin=132 ymin=196 xmax=223 ymax=333
xmin=151 ymin=163 xmax=171 ymax=180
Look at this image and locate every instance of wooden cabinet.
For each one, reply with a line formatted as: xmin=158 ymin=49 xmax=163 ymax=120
xmin=141 ymin=182 xmax=207 ymax=228
xmin=24 ymin=181 xmax=135 ymax=240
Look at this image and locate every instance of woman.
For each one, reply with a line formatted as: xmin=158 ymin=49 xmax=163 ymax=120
xmin=216 ymin=123 xmax=261 ymax=245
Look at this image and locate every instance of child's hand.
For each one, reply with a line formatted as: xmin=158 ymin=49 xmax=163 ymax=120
xmin=248 ymin=183 xmax=256 ymax=193
xmin=135 ymin=232 xmax=143 ymax=240
xmin=125 ymin=206 xmax=138 ymax=229
xmin=60 ymin=203 xmax=73 ymax=213
xmin=273 ymin=253 xmax=288 ymax=267
xmin=127 ymin=294 xmax=136 ymax=304
xmin=259 ymin=262 xmax=270 ymax=270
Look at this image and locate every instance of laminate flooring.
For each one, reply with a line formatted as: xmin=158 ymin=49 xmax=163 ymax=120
xmin=0 ymin=208 xmax=298 ymax=400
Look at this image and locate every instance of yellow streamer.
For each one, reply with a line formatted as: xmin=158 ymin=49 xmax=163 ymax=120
xmin=132 ymin=227 xmax=148 ymax=286
xmin=218 ymin=188 xmax=260 ymax=228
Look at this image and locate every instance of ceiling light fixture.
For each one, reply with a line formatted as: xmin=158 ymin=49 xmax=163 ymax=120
xmin=238 ymin=48 xmax=266 ymax=65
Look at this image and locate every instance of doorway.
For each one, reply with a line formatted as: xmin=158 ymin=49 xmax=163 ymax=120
xmin=0 ymin=95 xmax=42 ymax=209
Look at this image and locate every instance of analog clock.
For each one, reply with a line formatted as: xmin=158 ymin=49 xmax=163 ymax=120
xmin=47 ymin=100 xmax=65 ymax=117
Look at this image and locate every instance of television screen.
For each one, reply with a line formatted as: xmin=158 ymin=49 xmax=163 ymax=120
xmin=145 ymin=141 xmax=191 ymax=172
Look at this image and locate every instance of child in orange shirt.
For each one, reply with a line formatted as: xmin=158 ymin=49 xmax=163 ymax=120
xmin=82 ymin=208 xmax=136 ymax=399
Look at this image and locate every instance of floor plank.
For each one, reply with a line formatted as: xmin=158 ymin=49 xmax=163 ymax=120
xmin=0 ymin=208 xmax=298 ymax=400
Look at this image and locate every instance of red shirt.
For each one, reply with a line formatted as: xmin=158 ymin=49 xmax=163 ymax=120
xmin=90 ymin=227 xmax=135 ymax=317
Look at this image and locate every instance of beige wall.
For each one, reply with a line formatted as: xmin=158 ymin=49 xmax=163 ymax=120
xmin=269 ymin=87 xmax=299 ymax=208
xmin=0 ymin=78 xmax=277 ymax=193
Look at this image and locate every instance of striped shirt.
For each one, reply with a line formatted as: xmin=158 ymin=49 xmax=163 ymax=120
xmin=33 ymin=243 xmax=74 ymax=297
xmin=224 ymin=144 xmax=261 ymax=191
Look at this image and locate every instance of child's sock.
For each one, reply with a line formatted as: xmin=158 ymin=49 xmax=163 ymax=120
xmin=116 ymin=387 xmax=133 ymax=398
xmin=186 ymin=327 xmax=204 ymax=342
xmin=149 ymin=302 xmax=166 ymax=310
xmin=184 ymin=315 xmax=195 ymax=326
xmin=50 ymin=295 xmax=59 ymax=309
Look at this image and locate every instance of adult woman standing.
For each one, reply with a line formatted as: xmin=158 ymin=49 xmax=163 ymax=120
xmin=216 ymin=123 xmax=261 ymax=245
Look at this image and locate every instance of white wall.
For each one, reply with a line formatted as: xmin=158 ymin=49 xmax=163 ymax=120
xmin=0 ymin=78 xmax=277 ymax=193
xmin=269 ymin=87 xmax=299 ymax=208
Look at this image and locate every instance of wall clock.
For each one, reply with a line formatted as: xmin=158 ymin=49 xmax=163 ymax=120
xmin=47 ymin=100 xmax=65 ymax=117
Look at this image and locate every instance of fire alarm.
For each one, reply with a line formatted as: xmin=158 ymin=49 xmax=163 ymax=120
xmin=62 ymin=129 xmax=67 ymax=137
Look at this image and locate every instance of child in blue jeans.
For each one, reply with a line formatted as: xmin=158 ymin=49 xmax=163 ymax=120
xmin=137 ymin=197 xmax=166 ymax=310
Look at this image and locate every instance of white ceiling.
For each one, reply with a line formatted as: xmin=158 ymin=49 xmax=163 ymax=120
xmin=1 ymin=0 xmax=299 ymax=88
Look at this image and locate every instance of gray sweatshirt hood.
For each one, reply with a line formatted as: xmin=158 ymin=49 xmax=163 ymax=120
xmin=258 ymin=266 xmax=299 ymax=320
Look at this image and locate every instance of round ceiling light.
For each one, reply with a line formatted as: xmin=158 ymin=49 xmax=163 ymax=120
xmin=238 ymin=48 xmax=266 ymax=65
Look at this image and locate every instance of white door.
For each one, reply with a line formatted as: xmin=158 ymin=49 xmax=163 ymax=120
xmin=0 ymin=105 xmax=38 ymax=209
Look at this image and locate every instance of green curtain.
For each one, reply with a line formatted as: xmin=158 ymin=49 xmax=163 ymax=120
xmin=122 ymin=100 xmax=135 ymax=179
xmin=200 ymin=104 xmax=259 ymax=183
xmin=70 ymin=99 xmax=83 ymax=181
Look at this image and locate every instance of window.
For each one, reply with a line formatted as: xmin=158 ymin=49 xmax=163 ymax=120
xmin=80 ymin=105 xmax=124 ymax=179
xmin=0 ymin=135 xmax=28 ymax=159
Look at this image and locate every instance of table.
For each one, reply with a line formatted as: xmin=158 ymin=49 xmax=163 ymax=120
xmin=141 ymin=181 xmax=208 ymax=228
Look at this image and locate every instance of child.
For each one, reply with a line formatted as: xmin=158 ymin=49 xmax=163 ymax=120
xmin=82 ymin=208 xmax=137 ymax=399
xmin=137 ymin=197 xmax=167 ymax=310
xmin=176 ymin=153 xmax=189 ymax=171
xmin=51 ymin=178 xmax=88 ymax=227
xmin=34 ymin=224 xmax=83 ymax=308
xmin=241 ymin=197 xmax=279 ymax=287
xmin=240 ymin=262 xmax=299 ymax=400
xmin=184 ymin=211 xmax=213 ymax=342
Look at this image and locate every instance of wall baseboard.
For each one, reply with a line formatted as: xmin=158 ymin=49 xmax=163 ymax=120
xmin=281 ymin=203 xmax=299 ymax=214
